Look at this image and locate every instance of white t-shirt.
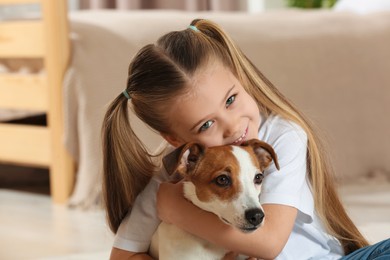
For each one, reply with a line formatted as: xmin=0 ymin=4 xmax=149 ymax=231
xmin=113 ymin=114 xmax=344 ymax=259
xmin=258 ymin=115 xmax=343 ymax=260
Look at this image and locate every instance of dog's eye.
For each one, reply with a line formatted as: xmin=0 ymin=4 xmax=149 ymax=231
xmin=254 ymin=173 xmax=264 ymax=185
xmin=214 ymin=175 xmax=231 ymax=187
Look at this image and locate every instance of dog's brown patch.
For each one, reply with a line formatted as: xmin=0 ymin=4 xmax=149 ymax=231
xmin=240 ymin=145 xmax=264 ymax=173
xmin=186 ymin=146 xmax=242 ymax=203
xmin=167 ymin=139 xmax=279 ymax=204
xmin=241 ymin=139 xmax=280 ymax=170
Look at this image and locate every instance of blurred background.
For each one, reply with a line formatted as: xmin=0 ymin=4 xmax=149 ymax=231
xmin=1 ymin=0 xmax=390 ymax=259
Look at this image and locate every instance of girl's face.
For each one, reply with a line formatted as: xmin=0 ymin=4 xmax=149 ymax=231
xmin=163 ymin=62 xmax=261 ymax=148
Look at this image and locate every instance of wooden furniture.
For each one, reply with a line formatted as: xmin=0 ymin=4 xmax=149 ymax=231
xmin=0 ymin=0 xmax=74 ymax=203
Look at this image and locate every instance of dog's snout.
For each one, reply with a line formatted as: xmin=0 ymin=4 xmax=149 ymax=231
xmin=245 ymin=208 xmax=264 ymax=226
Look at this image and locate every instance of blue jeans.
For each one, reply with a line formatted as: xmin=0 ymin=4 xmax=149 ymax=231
xmin=340 ymin=238 xmax=390 ymax=260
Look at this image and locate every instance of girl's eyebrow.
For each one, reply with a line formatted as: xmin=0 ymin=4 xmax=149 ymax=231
xmin=189 ymin=85 xmax=236 ymax=131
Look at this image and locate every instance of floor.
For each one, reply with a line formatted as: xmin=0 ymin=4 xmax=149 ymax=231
xmin=0 ymin=176 xmax=390 ymax=260
xmin=338 ymin=182 xmax=390 ymax=244
xmin=0 ymin=189 xmax=113 ymax=260
xmin=0 ymin=165 xmax=113 ymax=260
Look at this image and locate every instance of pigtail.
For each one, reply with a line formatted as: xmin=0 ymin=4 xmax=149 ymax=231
xmin=102 ymin=94 xmax=156 ymax=233
xmin=192 ymin=19 xmax=369 ymax=254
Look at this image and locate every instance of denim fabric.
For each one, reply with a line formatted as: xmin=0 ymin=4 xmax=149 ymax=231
xmin=340 ymin=238 xmax=390 ymax=260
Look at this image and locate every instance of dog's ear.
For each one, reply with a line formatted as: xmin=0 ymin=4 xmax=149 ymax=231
xmin=241 ymin=139 xmax=280 ymax=171
xmin=162 ymin=143 xmax=189 ymax=175
xmin=184 ymin=143 xmax=205 ymax=173
xmin=162 ymin=142 xmax=205 ymax=175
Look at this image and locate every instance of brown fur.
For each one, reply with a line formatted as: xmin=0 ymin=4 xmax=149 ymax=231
xmin=169 ymin=139 xmax=279 ymax=203
xmin=186 ymin=147 xmax=241 ymax=202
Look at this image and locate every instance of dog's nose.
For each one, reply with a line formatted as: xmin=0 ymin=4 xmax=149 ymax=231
xmin=245 ymin=208 xmax=264 ymax=226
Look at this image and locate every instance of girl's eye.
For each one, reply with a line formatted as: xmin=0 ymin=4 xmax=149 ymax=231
xmin=254 ymin=173 xmax=264 ymax=185
xmin=199 ymin=120 xmax=214 ymax=132
xmin=226 ymin=95 xmax=236 ymax=107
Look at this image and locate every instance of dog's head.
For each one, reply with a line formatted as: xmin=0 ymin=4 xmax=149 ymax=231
xmin=163 ymin=139 xmax=279 ymax=232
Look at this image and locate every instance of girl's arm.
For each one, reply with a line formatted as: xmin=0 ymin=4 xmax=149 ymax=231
xmin=157 ymin=182 xmax=297 ymax=260
xmin=110 ymin=247 xmax=153 ymax=260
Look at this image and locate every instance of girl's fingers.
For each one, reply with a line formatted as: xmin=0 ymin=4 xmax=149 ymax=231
xmin=222 ymin=251 xmax=238 ymax=260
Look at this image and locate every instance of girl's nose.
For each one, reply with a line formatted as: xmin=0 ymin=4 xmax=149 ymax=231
xmin=222 ymin=118 xmax=239 ymax=138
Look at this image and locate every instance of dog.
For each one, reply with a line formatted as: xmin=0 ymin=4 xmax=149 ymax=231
xmin=149 ymin=139 xmax=280 ymax=260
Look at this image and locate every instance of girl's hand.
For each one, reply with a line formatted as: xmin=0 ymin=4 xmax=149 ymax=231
xmin=110 ymin=247 xmax=153 ymax=260
xmin=156 ymin=181 xmax=185 ymax=223
xmin=222 ymin=251 xmax=238 ymax=260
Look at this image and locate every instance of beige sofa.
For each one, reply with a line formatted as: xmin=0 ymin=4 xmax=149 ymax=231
xmin=65 ymin=10 xmax=390 ymax=206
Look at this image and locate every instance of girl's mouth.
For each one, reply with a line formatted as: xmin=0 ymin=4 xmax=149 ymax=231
xmin=233 ymin=128 xmax=248 ymax=145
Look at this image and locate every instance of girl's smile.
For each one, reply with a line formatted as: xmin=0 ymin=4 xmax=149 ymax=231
xmin=163 ymin=62 xmax=261 ymax=148
xmin=232 ymin=127 xmax=248 ymax=145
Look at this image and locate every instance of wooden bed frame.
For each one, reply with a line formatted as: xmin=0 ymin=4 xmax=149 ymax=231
xmin=0 ymin=0 xmax=74 ymax=203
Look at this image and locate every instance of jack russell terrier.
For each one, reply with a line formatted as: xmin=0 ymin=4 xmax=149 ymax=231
xmin=150 ymin=139 xmax=280 ymax=260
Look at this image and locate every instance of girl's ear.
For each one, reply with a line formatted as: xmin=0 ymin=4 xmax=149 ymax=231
xmin=161 ymin=133 xmax=184 ymax=148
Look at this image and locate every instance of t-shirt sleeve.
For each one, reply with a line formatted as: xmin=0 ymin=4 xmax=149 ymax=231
xmin=113 ymin=176 xmax=162 ymax=252
xmin=259 ymin=121 xmax=314 ymax=222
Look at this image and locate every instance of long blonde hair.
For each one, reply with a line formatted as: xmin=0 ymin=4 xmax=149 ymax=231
xmin=102 ymin=19 xmax=368 ymax=254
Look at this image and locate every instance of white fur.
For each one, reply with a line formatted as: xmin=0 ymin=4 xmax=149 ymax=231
xmin=150 ymin=146 xmax=263 ymax=260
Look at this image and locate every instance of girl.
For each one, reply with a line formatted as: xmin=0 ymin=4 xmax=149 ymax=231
xmin=102 ymin=19 xmax=389 ymax=259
